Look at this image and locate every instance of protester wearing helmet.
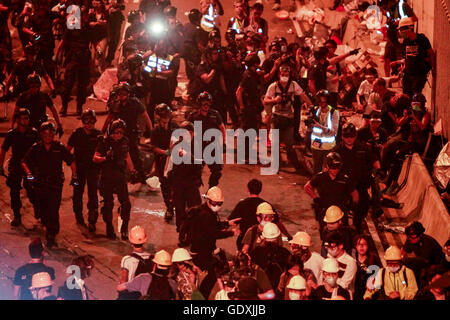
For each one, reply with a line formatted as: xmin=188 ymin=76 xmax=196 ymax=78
xmin=312 ymin=258 xmax=351 ymax=300
xmin=286 ymin=275 xmax=307 ymax=300
xmin=21 ymin=122 xmax=77 ymax=248
xmin=120 ymin=226 xmax=152 ymax=284
xmin=333 ymin=122 xmax=381 ymax=233
xmin=172 ymin=248 xmax=202 ymax=300
xmin=364 ymin=246 xmax=418 ymax=300
xmin=93 ymin=119 xmax=137 ymax=241
xmin=304 ymin=152 xmax=358 ymax=232
xmin=187 ymin=91 xmax=226 ymax=188
xmin=0 ymin=108 xmax=40 ymax=226
xmin=290 ymin=231 xmax=324 ymax=282
xmin=28 ymin=272 xmax=56 ymax=300
xmin=66 ymin=109 xmax=102 ymax=231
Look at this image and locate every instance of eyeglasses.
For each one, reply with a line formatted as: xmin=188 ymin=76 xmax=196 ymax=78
xmin=208 ymin=199 xmax=223 ymax=206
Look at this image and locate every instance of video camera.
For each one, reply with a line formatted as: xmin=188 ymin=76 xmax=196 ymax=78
xmin=304 ymin=106 xmax=319 ymax=128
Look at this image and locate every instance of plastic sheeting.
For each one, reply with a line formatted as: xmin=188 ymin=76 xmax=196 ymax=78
xmin=433 ymin=142 xmax=450 ymax=190
xmin=93 ymin=68 xmax=118 ymax=102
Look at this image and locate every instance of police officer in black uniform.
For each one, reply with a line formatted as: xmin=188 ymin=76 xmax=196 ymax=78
xmin=334 ymin=123 xmax=381 ymax=233
xmin=67 ymin=109 xmax=102 ymax=231
xmin=22 ymin=122 xmax=78 ymax=248
xmin=103 ymin=82 xmax=153 ymax=182
xmin=182 ymin=8 xmax=203 ymax=81
xmin=13 ymin=74 xmax=63 ymax=136
xmin=0 ymin=108 xmax=40 ymax=226
xmin=149 ymin=103 xmax=177 ymax=222
xmin=188 ymin=92 xmax=226 ymax=188
xmin=93 ymin=119 xmax=136 ymax=240
xmin=117 ymin=53 xmax=147 ymax=100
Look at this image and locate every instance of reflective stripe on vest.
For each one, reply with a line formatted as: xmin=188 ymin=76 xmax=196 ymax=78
xmin=311 ymin=106 xmax=336 ymax=145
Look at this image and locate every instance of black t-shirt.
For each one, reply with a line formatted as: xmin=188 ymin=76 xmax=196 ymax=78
xmin=16 ymin=91 xmax=53 ymax=130
xmin=63 ymin=27 xmax=92 ymax=61
xmin=228 ymin=197 xmax=265 ymax=233
xmin=67 ymin=127 xmax=102 ymax=171
xmin=357 ymin=126 xmax=388 ymax=149
xmin=23 ymin=141 xmax=74 ymax=186
xmin=96 ymin=136 xmax=129 ymax=174
xmin=309 ymin=171 xmax=355 ymax=211
xmin=308 ymin=61 xmax=329 ymax=91
xmin=150 ymin=122 xmax=178 ymax=168
xmin=379 ymin=90 xmax=397 ymax=135
xmin=239 ymin=69 xmax=263 ymax=108
xmin=13 ymin=263 xmax=55 ymax=300
xmin=195 ymin=60 xmax=223 ymax=96
xmin=310 ymin=285 xmax=351 ymax=300
xmin=182 ymin=23 xmax=202 ymax=62
xmin=13 ymin=58 xmax=46 ymax=90
xmin=24 ymin=11 xmax=57 ymax=48
xmin=188 ymin=109 xmax=223 ymax=132
xmin=1 ymin=127 xmax=40 ymax=167
xmin=403 ymin=33 xmax=432 ymax=76
xmin=57 ymin=283 xmax=88 ymax=300
xmin=108 ymin=97 xmax=146 ymax=135
xmin=88 ymin=10 xmax=108 ymax=41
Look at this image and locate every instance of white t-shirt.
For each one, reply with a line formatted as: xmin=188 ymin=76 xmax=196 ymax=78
xmin=328 ymin=252 xmax=357 ymax=293
xmin=357 ymin=79 xmax=374 ymax=106
xmin=304 ymin=251 xmax=325 ymax=285
xmin=215 ymin=289 xmax=232 ymax=300
xmin=265 ymin=80 xmax=304 ymax=118
xmin=121 ymin=251 xmax=152 ymax=282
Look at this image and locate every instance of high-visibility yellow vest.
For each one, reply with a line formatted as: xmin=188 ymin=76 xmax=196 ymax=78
xmin=311 ymin=105 xmax=337 ymax=150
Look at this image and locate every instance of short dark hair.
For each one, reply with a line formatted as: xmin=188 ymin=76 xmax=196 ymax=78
xmin=325 ymin=230 xmax=344 ymax=246
xmin=29 ymin=238 xmax=43 ymax=259
xmin=366 ymin=67 xmax=378 ymax=76
xmin=353 ymin=234 xmax=373 ymax=251
xmin=247 ymin=179 xmax=262 ymax=195
xmin=374 ymin=78 xmax=386 ymax=87
xmin=325 ymin=39 xmax=337 ymax=48
xmin=252 ymin=2 xmax=264 ymax=11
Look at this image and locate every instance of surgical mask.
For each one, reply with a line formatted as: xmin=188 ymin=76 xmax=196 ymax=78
xmin=280 ymin=76 xmax=289 ymax=83
xmin=210 ymin=205 xmax=221 ymax=212
xmin=288 ymin=291 xmax=301 ymax=300
xmin=388 ymin=266 xmax=401 ymax=273
xmin=328 ymin=248 xmax=339 ymax=257
xmin=325 ymin=276 xmax=337 ymax=287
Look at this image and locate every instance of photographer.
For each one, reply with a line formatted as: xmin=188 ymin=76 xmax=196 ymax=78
xmin=264 ymin=64 xmax=312 ymax=173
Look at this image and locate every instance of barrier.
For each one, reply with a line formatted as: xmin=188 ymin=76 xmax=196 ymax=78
xmin=396 ymin=153 xmax=450 ymax=246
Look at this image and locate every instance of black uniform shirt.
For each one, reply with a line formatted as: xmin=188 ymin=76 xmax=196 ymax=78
xmin=310 ymin=171 xmax=355 ymax=210
xmin=1 ymin=127 xmax=40 ymax=166
xmin=67 ymin=127 xmax=102 ymax=171
xmin=16 ymin=91 xmax=53 ymax=130
xmin=96 ymin=136 xmax=129 ymax=173
xmin=308 ymin=60 xmax=329 ymax=91
xmin=188 ymin=109 xmax=223 ymax=148
xmin=239 ymin=69 xmax=263 ymax=108
xmin=13 ymin=263 xmax=55 ymax=300
xmin=228 ymin=197 xmax=265 ymax=233
xmin=13 ymin=58 xmax=46 ymax=89
xmin=196 ymin=61 xmax=223 ymax=96
xmin=108 ymin=97 xmax=145 ymax=135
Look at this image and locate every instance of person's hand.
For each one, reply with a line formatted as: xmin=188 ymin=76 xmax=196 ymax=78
xmin=274 ymin=57 xmax=282 ymax=67
xmin=389 ymin=291 xmax=400 ymax=299
xmin=56 ymin=126 xmax=64 ymax=138
xmin=163 ymin=149 xmax=170 ymax=156
xmin=228 ymin=218 xmax=242 ymax=226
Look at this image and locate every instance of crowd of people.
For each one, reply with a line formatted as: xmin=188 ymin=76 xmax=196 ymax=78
xmin=0 ymin=0 xmax=448 ymax=300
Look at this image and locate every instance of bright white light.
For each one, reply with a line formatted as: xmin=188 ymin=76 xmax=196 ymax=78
xmin=399 ymin=0 xmax=406 ymax=19
xmin=149 ymin=21 xmax=164 ymax=35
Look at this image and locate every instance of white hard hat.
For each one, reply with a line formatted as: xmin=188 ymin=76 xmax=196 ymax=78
xmin=172 ymin=248 xmax=192 ymax=263
xmin=129 ymin=225 xmax=147 ymax=245
xmin=289 ymin=231 xmax=311 ymax=246
xmin=146 ymin=176 xmax=161 ymax=189
xmin=256 ymin=202 xmax=275 ymax=215
xmin=29 ymin=272 xmax=53 ymax=290
xmin=152 ymin=250 xmax=172 ymax=269
xmin=322 ymin=258 xmax=339 ymax=273
xmin=384 ymin=246 xmax=402 ymax=261
xmin=286 ymin=275 xmax=306 ymax=290
xmin=206 ymin=186 xmax=224 ymax=202
xmin=262 ymin=222 xmax=281 ymax=240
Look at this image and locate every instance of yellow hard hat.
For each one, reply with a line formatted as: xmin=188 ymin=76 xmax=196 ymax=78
xmin=152 ymin=250 xmax=172 ymax=268
xmin=286 ymin=275 xmax=306 ymax=290
xmin=289 ymin=231 xmax=311 ymax=246
xmin=206 ymin=186 xmax=224 ymax=202
xmin=398 ymin=17 xmax=415 ymax=29
xmin=323 ymin=206 xmax=344 ymax=223
xmin=172 ymin=248 xmax=192 ymax=263
xmin=129 ymin=225 xmax=147 ymax=245
xmin=29 ymin=272 xmax=53 ymax=290
xmin=322 ymin=258 xmax=339 ymax=273
xmin=262 ymin=222 xmax=281 ymax=240
xmin=384 ymin=246 xmax=402 ymax=261
xmin=256 ymin=202 xmax=275 ymax=215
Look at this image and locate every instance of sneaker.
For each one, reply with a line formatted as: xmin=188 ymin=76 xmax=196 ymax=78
xmin=272 ymin=3 xmax=281 ymax=10
xmin=10 ymin=218 xmax=21 ymax=227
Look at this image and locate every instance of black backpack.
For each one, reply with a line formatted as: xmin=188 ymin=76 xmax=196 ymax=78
xmin=130 ymin=253 xmax=154 ymax=277
xmin=178 ymin=206 xmax=202 ymax=247
xmin=140 ymin=274 xmax=176 ymax=300
xmin=263 ymin=251 xmax=284 ymax=290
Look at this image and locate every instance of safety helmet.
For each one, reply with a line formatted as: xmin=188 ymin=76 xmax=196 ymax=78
xmin=256 ymin=202 xmax=275 ymax=215
xmin=172 ymin=248 xmax=192 ymax=263
xmin=154 ymin=103 xmax=172 ymax=119
xmin=80 ymin=109 xmax=97 ymax=122
xmin=110 ymin=119 xmax=127 ymax=132
xmin=27 ymin=73 xmax=41 ymax=87
xmin=342 ymin=122 xmax=357 ymax=137
xmin=127 ymin=10 xmax=141 ymax=23
xmin=315 ymin=89 xmax=329 ymax=100
xmin=286 ymin=275 xmax=306 ymax=290
xmin=322 ymin=258 xmax=339 ymax=273
xmin=197 ymin=91 xmax=213 ymax=104
xmin=126 ymin=53 xmax=144 ymax=70
xmin=225 ymin=28 xmax=237 ymax=42
xmin=188 ymin=8 xmax=202 ymax=25
xmin=262 ymin=222 xmax=281 ymax=240
xmin=244 ymin=52 xmax=260 ymax=68
xmin=14 ymin=108 xmax=30 ymax=119
xmin=129 ymin=225 xmax=147 ymax=245
xmin=115 ymin=82 xmax=131 ymax=93
xmin=289 ymin=231 xmax=311 ymax=247
xmin=405 ymin=221 xmax=425 ymax=237
xmin=206 ymin=186 xmax=224 ymax=202
xmin=412 ymin=93 xmax=427 ymax=104
xmin=325 ymin=152 xmax=342 ymax=170
xmin=39 ymin=121 xmax=55 ymax=133
xmin=323 ymin=206 xmax=344 ymax=223
xmin=209 ymin=29 xmax=221 ymax=40
xmin=29 ymin=272 xmax=53 ymax=290
xmin=24 ymin=44 xmax=36 ymax=55
xmin=398 ymin=17 xmax=415 ymax=29
xmin=152 ymin=250 xmax=172 ymax=268
xmin=164 ymin=5 xmax=177 ymax=18
xmin=384 ymin=245 xmax=402 ymax=261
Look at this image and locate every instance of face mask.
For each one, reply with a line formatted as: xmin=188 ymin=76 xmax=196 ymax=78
xmin=325 ymin=276 xmax=337 ymax=287
xmin=328 ymin=248 xmax=339 ymax=257
xmin=260 ymin=220 xmax=268 ymax=227
xmin=210 ymin=205 xmax=221 ymax=212
xmin=388 ymin=266 xmax=401 ymax=273
xmin=288 ymin=291 xmax=301 ymax=300
xmin=280 ymin=76 xmax=289 ymax=83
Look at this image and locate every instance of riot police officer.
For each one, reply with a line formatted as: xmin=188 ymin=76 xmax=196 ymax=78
xmin=117 ymin=53 xmax=147 ymax=100
xmin=187 ymin=92 xmax=226 ymax=188
xmin=93 ymin=119 xmax=136 ymax=240
xmin=67 ymin=109 xmax=102 ymax=231
xmin=22 ymin=122 xmax=78 ymax=248
xmin=149 ymin=104 xmax=177 ymax=222
xmin=182 ymin=8 xmax=203 ymax=81
xmin=103 ymin=82 xmax=153 ymax=182
xmin=0 ymin=109 xmax=40 ymax=226
xmin=12 ymin=74 xmax=63 ymax=135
